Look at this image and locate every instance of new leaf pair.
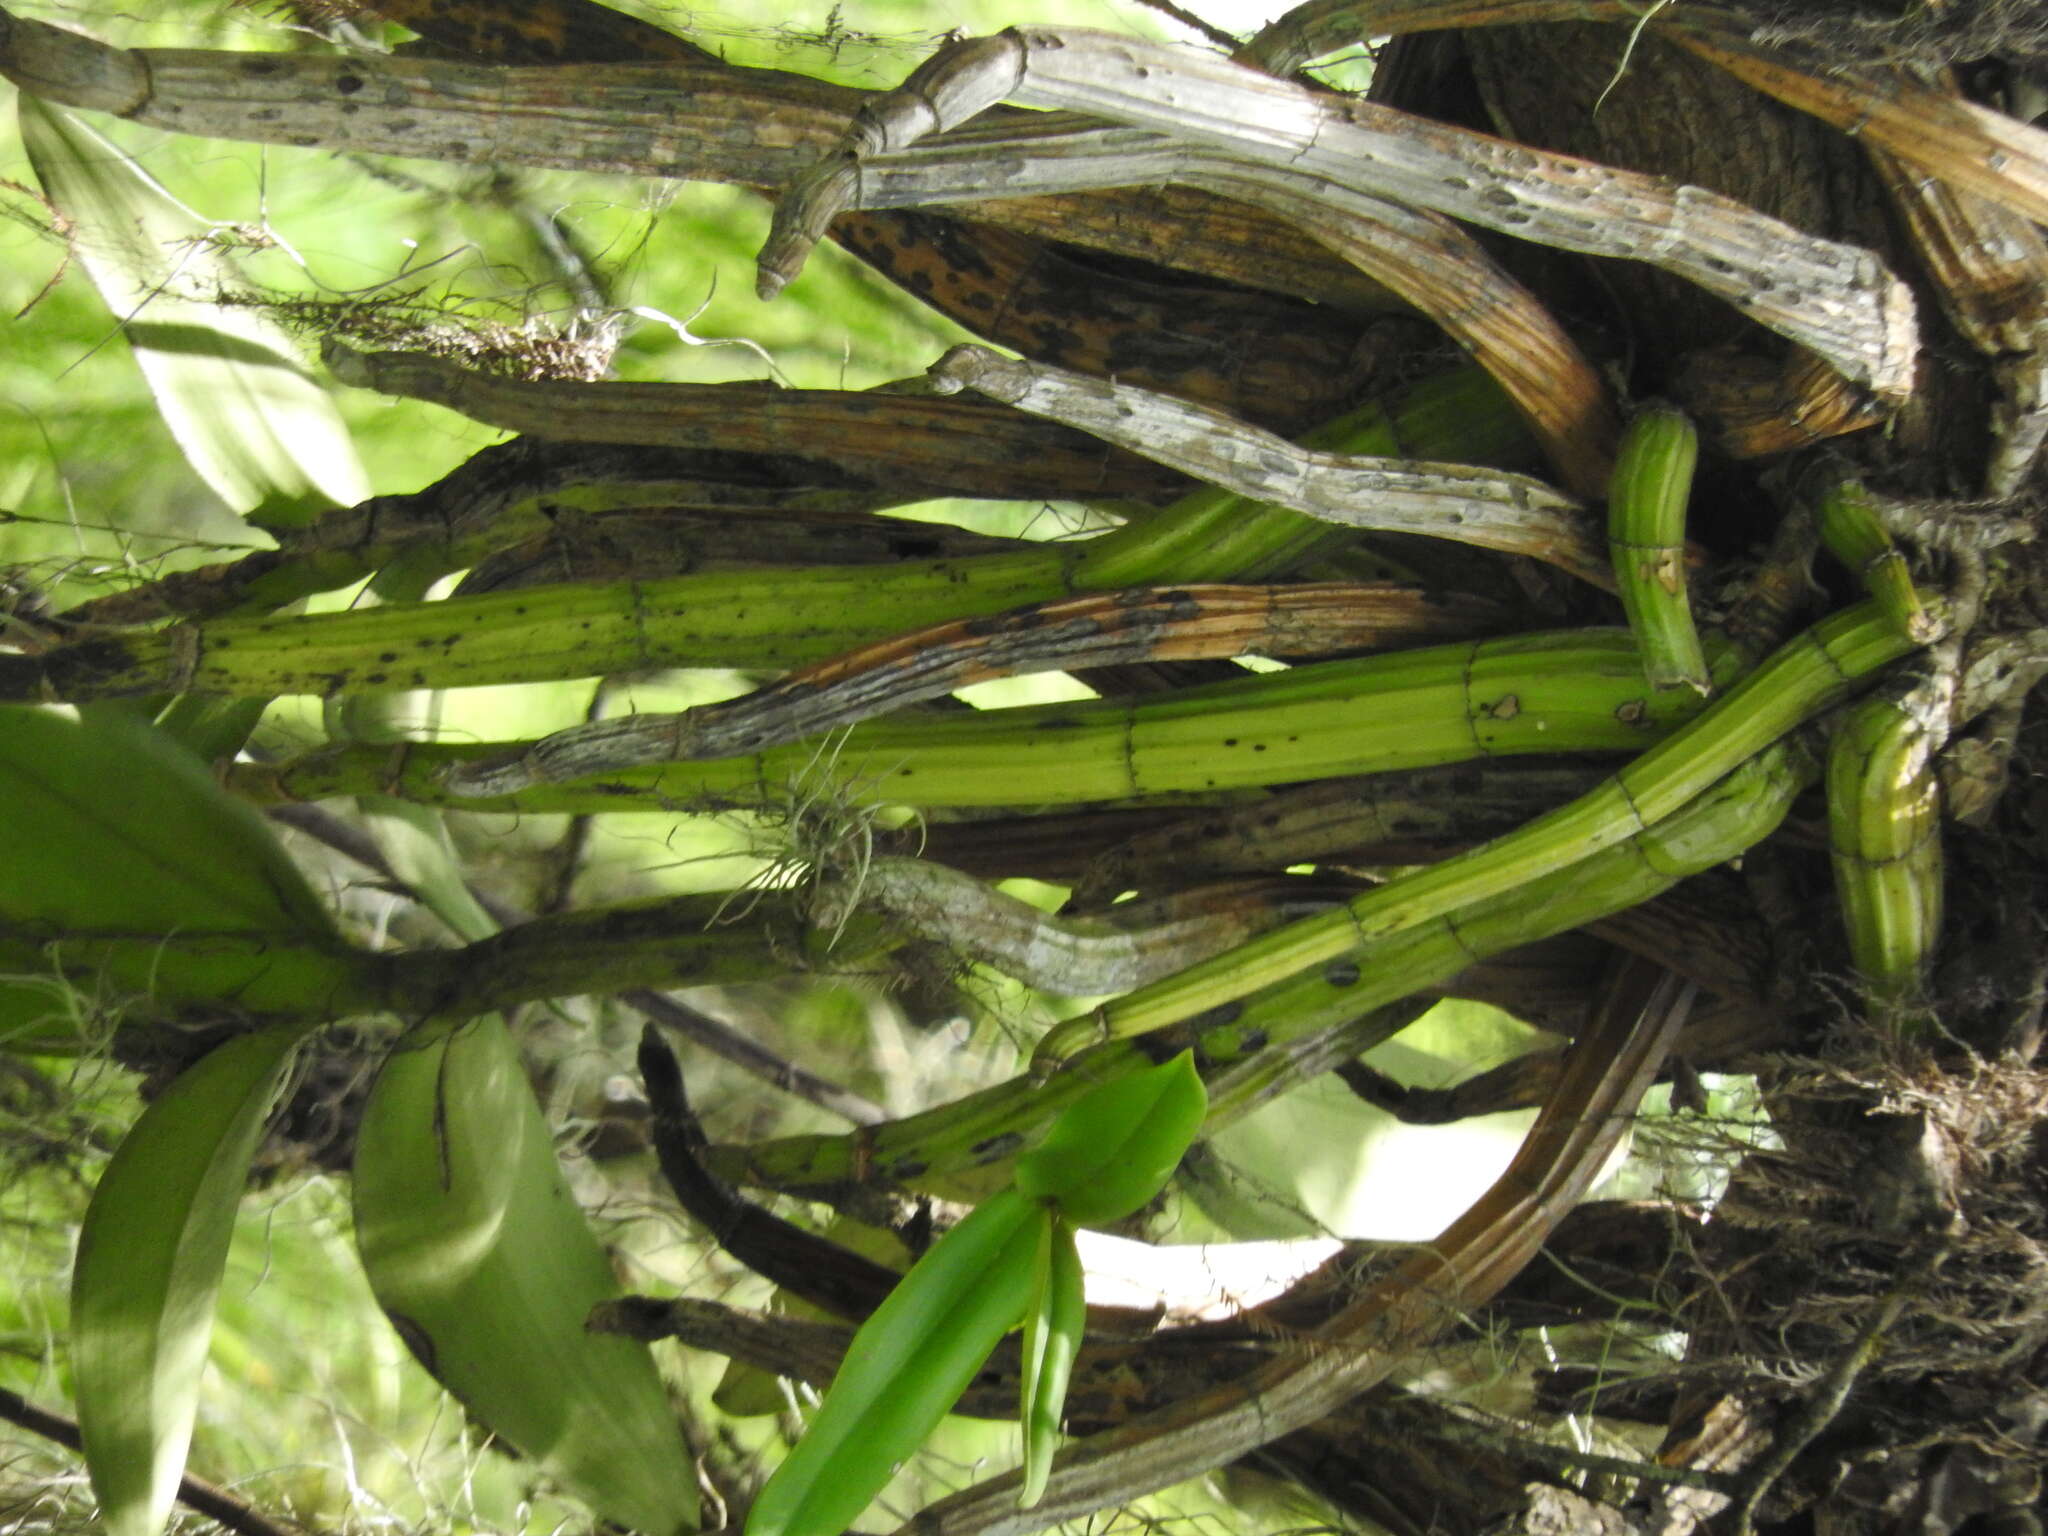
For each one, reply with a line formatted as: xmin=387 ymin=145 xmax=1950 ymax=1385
xmin=745 ymin=1051 xmax=1208 ymax=1536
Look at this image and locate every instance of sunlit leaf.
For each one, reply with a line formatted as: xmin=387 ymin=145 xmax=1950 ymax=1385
xmin=71 ymin=1026 xmax=302 ymax=1536
xmin=19 ymin=99 xmax=369 ymax=523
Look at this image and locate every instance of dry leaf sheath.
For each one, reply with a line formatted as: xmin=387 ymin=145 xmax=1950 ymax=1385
xmin=758 ymin=26 xmax=1916 ymax=405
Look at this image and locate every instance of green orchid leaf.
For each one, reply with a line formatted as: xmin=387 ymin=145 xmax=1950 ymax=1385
xmin=352 ymin=1015 xmax=698 ymax=1536
xmin=1017 ymin=1213 xmax=1086 ymax=1507
xmin=19 ymin=99 xmax=368 ymax=523
xmin=746 ymin=1189 xmax=1045 ymax=1536
xmin=71 ymin=1026 xmax=302 ymax=1536
xmin=0 ymin=705 xmax=364 ymax=1047
xmin=1014 ymin=1051 xmax=1209 ymax=1227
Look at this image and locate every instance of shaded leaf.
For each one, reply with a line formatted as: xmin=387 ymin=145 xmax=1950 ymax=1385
xmin=352 ymin=1016 xmax=697 ymax=1536
xmin=0 ymin=705 xmax=364 ymax=1045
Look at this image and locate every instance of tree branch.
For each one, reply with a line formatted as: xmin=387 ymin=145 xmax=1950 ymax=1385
xmin=0 ymin=1387 xmax=315 ymax=1536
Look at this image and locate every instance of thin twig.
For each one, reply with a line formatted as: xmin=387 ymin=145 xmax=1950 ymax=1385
xmin=541 ymin=678 xmax=617 ymax=916
xmin=1332 ymin=1049 xmax=1562 ymax=1123
xmin=625 ymin=991 xmax=884 ymax=1127
xmin=1124 ymin=0 xmax=1244 ymax=53
xmin=1425 ymin=1402 xmax=1742 ymax=1494
xmin=636 ymin=1021 xmax=906 ymax=1323
xmin=0 ymin=1387 xmax=315 ymax=1536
